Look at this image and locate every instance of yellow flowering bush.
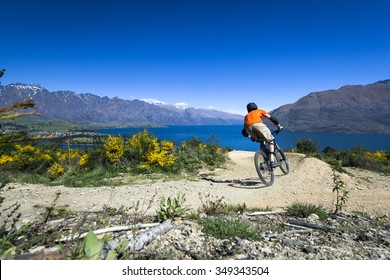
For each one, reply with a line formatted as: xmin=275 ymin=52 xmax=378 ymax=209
xmin=127 ymin=130 xmax=159 ymax=163
xmin=79 ymin=154 xmax=89 ymax=166
xmin=0 ymin=142 xmax=91 ymax=178
xmin=69 ymin=149 xmax=82 ymax=160
xmin=125 ymin=131 xmax=177 ymax=169
xmin=161 ymin=140 xmax=175 ymax=151
xmin=56 ymin=151 xmax=67 ymax=162
xmin=146 ymin=140 xmax=176 ymax=168
xmin=60 ymin=149 xmax=85 ymax=164
xmin=103 ymin=135 xmax=125 ymax=163
xmin=9 ymin=144 xmax=53 ymax=172
xmin=0 ymin=154 xmax=16 ymax=165
xmin=373 ymin=151 xmax=387 ymax=161
xmin=52 ymin=149 xmax=88 ymax=176
xmin=199 ymin=143 xmax=207 ymax=150
xmin=15 ymin=144 xmax=39 ymax=154
xmin=47 ymin=162 xmax=64 ymax=179
xmin=0 ymin=128 xmax=230 ymax=181
xmin=40 ymin=153 xmax=53 ymax=161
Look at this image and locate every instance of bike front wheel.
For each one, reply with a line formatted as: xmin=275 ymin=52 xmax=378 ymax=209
xmin=275 ymin=144 xmax=289 ymax=175
xmin=254 ymin=151 xmax=274 ymax=186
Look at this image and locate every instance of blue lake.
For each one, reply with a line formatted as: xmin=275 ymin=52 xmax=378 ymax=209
xmin=97 ymin=125 xmax=390 ymax=152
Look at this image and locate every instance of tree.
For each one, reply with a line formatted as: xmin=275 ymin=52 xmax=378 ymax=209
xmin=296 ymin=137 xmax=319 ymax=155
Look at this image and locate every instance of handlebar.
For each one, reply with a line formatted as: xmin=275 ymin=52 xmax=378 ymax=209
xmin=271 ymin=127 xmax=284 ymax=135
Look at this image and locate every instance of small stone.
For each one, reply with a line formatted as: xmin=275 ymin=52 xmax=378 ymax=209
xmin=234 ymin=254 xmax=248 ymax=260
xmin=283 ymin=239 xmax=298 ymax=247
xmin=29 ymin=246 xmax=46 ymax=254
xmin=302 ymin=246 xmax=315 ymax=254
xmin=307 ymin=213 xmax=320 ymax=222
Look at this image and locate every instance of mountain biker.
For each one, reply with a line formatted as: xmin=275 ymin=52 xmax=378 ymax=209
xmin=242 ymin=102 xmax=283 ymax=167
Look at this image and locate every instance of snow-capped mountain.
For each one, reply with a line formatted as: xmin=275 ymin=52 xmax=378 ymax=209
xmin=0 ymin=83 xmax=243 ymax=126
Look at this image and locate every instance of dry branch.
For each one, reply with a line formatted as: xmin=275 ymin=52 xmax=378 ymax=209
xmin=0 ymin=98 xmax=41 ymax=119
xmin=58 ymin=222 xmax=160 ymax=242
xmin=247 ymin=210 xmax=286 ymax=216
xmin=287 ymin=219 xmax=336 ymax=232
xmin=126 ymin=219 xmax=173 ymax=252
xmin=263 ymin=228 xmax=313 ymax=239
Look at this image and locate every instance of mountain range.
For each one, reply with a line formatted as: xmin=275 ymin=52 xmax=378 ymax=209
xmin=0 ymin=83 xmax=243 ymax=126
xmin=1 ymin=79 xmax=389 ymax=133
xmin=270 ymin=79 xmax=390 ymax=134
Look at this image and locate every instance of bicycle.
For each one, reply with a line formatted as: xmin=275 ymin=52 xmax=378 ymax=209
xmin=251 ymin=129 xmax=289 ymax=186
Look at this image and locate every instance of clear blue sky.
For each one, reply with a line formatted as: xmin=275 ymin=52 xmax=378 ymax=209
xmin=1 ymin=0 xmax=389 ymax=115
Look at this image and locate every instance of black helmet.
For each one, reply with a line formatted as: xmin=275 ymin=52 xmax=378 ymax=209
xmin=247 ymin=102 xmax=258 ymax=112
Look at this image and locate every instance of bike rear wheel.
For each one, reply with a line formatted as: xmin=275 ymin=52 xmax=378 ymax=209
xmin=254 ymin=150 xmax=274 ymax=186
xmin=275 ymin=144 xmax=289 ymax=175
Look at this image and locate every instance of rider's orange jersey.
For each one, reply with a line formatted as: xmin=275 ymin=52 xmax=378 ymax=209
xmin=244 ymin=109 xmax=268 ymax=127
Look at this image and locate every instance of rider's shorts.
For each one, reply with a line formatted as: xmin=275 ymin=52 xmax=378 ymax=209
xmin=247 ymin=123 xmax=274 ymax=142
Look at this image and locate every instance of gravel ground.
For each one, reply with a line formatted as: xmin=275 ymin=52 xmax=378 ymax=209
xmin=2 ymin=151 xmax=389 ymax=260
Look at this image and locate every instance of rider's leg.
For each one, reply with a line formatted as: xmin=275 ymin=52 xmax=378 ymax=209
xmin=249 ymin=123 xmax=276 ymax=162
xmin=255 ymin=125 xmax=275 ymax=162
xmin=268 ymin=140 xmax=275 ymax=162
xmin=269 ymin=140 xmax=275 ymax=153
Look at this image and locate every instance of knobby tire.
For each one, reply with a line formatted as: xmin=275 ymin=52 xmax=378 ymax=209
xmin=275 ymin=144 xmax=289 ymax=175
xmin=254 ymin=150 xmax=274 ymax=186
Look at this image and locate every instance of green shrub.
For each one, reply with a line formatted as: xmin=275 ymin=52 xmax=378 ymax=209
xmin=201 ymin=134 xmax=228 ymax=167
xmin=332 ymin=170 xmax=349 ymax=214
xmin=199 ymin=217 xmax=262 ymax=241
xmin=173 ymin=136 xmax=228 ymax=173
xmin=198 ymin=193 xmax=227 ymax=216
xmin=322 ymin=146 xmax=390 ymax=175
xmin=59 ymin=167 xmax=114 ymax=187
xmin=68 ymin=231 xmax=128 ymax=260
xmin=223 ymin=203 xmax=248 ymax=215
xmin=0 ymin=195 xmax=67 ymax=257
xmin=156 ymin=193 xmax=188 ymax=222
xmin=0 ymin=173 xmax=9 ymax=189
xmin=286 ymin=202 xmax=328 ymax=221
xmin=173 ymin=137 xmax=204 ymax=173
xmin=0 ymin=201 xmax=22 ymax=258
xmin=296 ymin=137 xmax=319 ymax=156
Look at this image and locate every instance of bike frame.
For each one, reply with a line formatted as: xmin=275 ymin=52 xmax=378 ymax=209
xmin=255 ymin=130 xmax=281 ymax=157
xmin=250 ymin=129 xmax=289 ymax=186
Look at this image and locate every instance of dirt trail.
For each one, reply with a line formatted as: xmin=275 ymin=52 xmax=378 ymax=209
xmin=2 ymin=151 xmax=389 ymax=223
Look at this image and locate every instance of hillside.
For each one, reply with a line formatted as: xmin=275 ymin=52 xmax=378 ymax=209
xmin=270 ymin=79 xmax=390 ymax=134
xmin=2 ymin=80 xmax=390 ymax=133
xmin=0 ymin=83 xmax=243 ymax=126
